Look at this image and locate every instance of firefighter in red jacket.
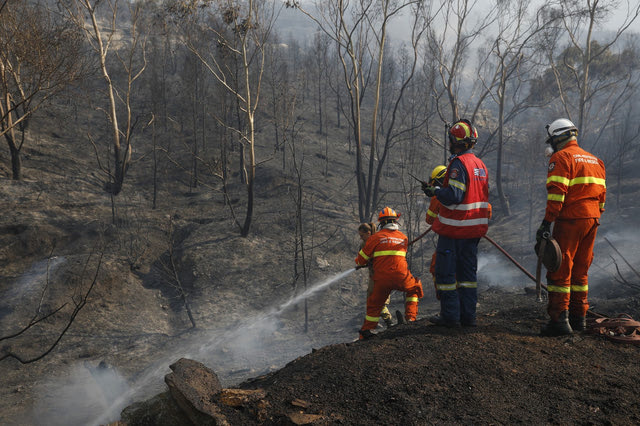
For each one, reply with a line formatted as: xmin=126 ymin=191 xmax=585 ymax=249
xmin=422 ymin=119 xmax=490 ymax=327
xmin=355 ymin=207 xmax=423 ymax=339
xmin=537 ymin=118 xmax=606 ymax=336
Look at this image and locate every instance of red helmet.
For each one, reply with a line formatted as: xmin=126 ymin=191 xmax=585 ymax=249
xmin=378 ymin=207 xmax=400 ymax=222
xmin=448 ymin=119 xmax=478 ymax=145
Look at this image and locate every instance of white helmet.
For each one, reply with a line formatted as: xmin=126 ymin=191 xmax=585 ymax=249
xmin=545 ymin=118 xmax=578 ymax=146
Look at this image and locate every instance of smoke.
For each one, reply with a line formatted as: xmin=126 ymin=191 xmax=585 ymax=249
xmin=0 ymin=257 xmax=66 ymax=327
xmin=31 ymin=362 xmax=129 ymax=426
xmin=29 ymin=268 xmax=357 ymax=426
xmin=589 ymin=228 xmax=640 ymax=293
xmin=477 ymin=253 xmax=530 ymax=288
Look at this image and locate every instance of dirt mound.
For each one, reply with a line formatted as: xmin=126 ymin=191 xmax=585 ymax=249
xmin=122 ymin=289 xmax=640 ymax=425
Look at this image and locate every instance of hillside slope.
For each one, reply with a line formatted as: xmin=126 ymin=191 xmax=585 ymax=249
xmin=121 ymin=288 xmax=640 ymax=425
xmin=2 ymin=95 xmax=640 ymax=426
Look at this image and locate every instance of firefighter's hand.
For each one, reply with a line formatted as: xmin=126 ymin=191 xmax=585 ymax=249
xmin=536 ymin=220 xmax=551 ymax=243
xmin=422 ymin=183 xmax=439 ymax=198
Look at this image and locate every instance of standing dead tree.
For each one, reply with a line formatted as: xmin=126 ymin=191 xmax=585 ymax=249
xmin=0 ymin=0 xmax=84 ymax=180
xmin=471 ymin=0 xmax=551 ymax=217
xmin=535 ymin=0 xmax=640 ymax=139
xmin=61 ymin=0 xmax=148 ymax=199
xmin=426 ymin=0 xmax=497 ymax=129
xmin=170 ymin=0 xmax=279 ymax=237
xmin=287 ymin=0 xmax=427 ymax=222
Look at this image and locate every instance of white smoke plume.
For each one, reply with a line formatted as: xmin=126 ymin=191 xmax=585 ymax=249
xmin=29 ymin=268 xmax=358 ymax=426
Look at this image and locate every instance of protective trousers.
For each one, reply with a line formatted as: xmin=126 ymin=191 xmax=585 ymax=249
xmin=366 ymin=277 xmax=392 ymax=321
xmin=434 ymin=236 xmax=480 ymax=324
xmin=361 ymin=274 xmax=423 ymax=331
xmin=547 ymin=218 xmax=599 ymax=321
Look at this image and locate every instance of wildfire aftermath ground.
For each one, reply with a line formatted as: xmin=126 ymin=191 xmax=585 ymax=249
xmin=3 ymin=99 xmax=640 ymax=426
xmin=133 ymin=288 xmax=640 ymax=426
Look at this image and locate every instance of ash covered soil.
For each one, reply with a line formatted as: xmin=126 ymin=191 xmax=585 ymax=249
xmin=125 ymin=288 xmax=640 ymax=426
xmin=3 ymin=102 xmax=640 ymax=426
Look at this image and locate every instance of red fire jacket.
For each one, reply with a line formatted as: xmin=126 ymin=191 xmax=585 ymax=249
xmin=432 ymin=153 xmax=490 ymax=239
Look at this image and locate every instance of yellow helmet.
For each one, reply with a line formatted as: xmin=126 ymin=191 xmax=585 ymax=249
xmin=430 ymin=165 xmax=447 ymax=186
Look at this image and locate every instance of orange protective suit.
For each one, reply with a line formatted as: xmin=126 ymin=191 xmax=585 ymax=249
xmin=544 ymin=139 xmax=606 ymax=320
xmin=355 ymin=225 xmax=423 ymax=332
xmin=425 ymin=196 xmax=441 ymax=226
xmin=426 ymin=196 xmax=440 ymax=294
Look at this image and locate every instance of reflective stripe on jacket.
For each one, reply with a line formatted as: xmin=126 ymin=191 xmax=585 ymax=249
xmin=426 ymin=196 xmax=441 ymax=225
xmin=355 ymin=227 xmax=410 ymax=281
xmin=545 ymin=140 xmax=606 ymax=222
xmin=432 ymin=153 xmax=490 ymax=239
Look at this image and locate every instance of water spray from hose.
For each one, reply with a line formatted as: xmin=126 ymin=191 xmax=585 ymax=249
xmin=89 ymin=267 xmax=359 ymax=426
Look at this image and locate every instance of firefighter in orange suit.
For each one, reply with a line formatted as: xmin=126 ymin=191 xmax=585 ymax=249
xmin=537 ymin=118 xmax=606 ymax=336
xmin=355 ymin=207 xmax=423 ymax=339
xmin=358 ymin=222 xmax=394 ymax=328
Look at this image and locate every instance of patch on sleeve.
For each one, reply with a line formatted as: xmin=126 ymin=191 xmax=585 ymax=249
xmin=449 ymin=168 xmax=459 ymax=179
xmin=548 ymin=162 xmax=555 ymax=172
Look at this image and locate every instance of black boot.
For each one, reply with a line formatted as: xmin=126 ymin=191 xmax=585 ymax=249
xmin=396 ymin=310 xmax=407 ymax=325
xmin=429 ymin=315 xmax=460 ymax=328
xmin=359 ymin=329 xmax=375 ymax=340
xmin=540 ymin=311 xmax=573 ymax=336
xmin=569 ymin=315 xmax=587 ymax=332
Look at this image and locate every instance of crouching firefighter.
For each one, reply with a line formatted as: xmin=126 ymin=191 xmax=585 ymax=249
xmin=355 ymin=207 xmax=423 ymax=339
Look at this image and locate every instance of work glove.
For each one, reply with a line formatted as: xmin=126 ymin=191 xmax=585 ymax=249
xmin=536 ymin=220 xmax=551 ymax=244
xmin=422 ymin=182 xmax=439 ymax=198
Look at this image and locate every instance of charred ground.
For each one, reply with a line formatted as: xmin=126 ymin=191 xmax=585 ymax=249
xmin=2 ymin=100 xmax=640 ymax=425
xmin=122 ymin=288 xmax=640 ymax=425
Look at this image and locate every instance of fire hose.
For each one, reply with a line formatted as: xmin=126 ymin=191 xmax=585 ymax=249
xmin=535 ymin=235 xmax=549 ymax=302
xmin=359 ymin=230 xmax=611 ymax=321
xmin=409 ymin=227 xmax=432 ymax=246
xmin=482 ymin=234 xmax=540 ymax=287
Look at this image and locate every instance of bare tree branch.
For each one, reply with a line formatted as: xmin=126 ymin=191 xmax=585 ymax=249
xmin=0 ymin=250 xmax=103 ymax=364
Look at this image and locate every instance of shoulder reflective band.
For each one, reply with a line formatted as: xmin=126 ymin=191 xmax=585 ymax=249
xmin=547 ymin=175 xmax=570 ymax=186
xmin=570 ymin=176 xmax=606 ymax=187
xmin=449 ymin=179 xmax=466 ymax=191
xmin=547 ymin=175 xmax=606 ymax=188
